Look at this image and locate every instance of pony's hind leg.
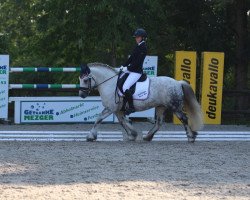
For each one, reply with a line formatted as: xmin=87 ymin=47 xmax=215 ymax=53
xmin=174 ymin=110 xmax=197 ymax=143
xmin=87 ymin=107 xmax=113 ymax=142
xmin=115 ymin=111 xmax=138 ymax=141
xmin=143 ymin=106 xmax=165 ymax=141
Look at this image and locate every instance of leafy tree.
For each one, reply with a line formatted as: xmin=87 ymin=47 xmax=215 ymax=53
xmin=0 ymin=0 xmax=249 ymax=120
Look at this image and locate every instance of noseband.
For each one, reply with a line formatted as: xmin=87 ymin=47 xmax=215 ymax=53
xmin=79 ymin=74 xmax=96 ymax=95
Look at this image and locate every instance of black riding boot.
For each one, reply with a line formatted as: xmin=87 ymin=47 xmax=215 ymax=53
xmin=124 ymin=89 xmax=135 ymax=115
xmin=120 ymin=97 xmax=127 ymax=112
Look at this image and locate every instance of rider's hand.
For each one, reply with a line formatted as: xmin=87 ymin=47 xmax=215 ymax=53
xmin=119 ymin=65 xmax=124 ymax=71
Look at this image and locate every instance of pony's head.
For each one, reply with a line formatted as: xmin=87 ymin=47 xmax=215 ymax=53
xmin=79 ymin=63 xmax=118 ymax=98
xmin=79 ymin=64 xmax=94 ymax=98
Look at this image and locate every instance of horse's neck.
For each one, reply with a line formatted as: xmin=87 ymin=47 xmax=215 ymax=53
xmin=91 ymin=66 xmax=116 ymax=85
xmin=90 ymin=67 xmax=110 ymax=81
xmin=91 ymin=66 xmax=117 ymax=104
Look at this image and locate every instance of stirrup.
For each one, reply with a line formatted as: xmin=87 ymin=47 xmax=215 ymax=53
xmin=120 ymin=106 xmax=126 ymax=112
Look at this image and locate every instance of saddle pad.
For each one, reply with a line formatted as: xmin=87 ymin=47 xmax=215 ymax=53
xmin=118 ymin=77 xmax=150 ymax=100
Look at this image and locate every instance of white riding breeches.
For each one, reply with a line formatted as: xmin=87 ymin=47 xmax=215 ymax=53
xmin=122 ymin=71 xmax=141 ymax=93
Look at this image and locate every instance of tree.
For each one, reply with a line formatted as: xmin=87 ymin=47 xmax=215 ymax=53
xmin=0 ymin=0 xmax=249 ymax=119
xmin=233 ymin=0 xmax=249 ymax=110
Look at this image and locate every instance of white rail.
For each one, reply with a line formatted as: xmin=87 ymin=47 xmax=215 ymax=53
xmin=0 ymin=131 xmax=249 ymax=141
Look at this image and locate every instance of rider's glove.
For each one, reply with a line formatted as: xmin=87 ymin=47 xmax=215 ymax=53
xmin=120 ymin=65 xmax=124 ymax=71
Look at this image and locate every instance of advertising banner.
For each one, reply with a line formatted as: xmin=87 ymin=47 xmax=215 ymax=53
xmin=16 ymin=97 xmax=113 ymax=123
xmin=143 ymin=56 xmax=158 ymax=77
xmin=173 ymin=51 xmax=197 ymax=124
xmin=201 ymin=52 xmax=224 ymax=124
xmin=0 ymin=55 xmax=9 ymax=119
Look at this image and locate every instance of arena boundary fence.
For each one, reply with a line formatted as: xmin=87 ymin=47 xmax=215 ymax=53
xmin=0 ymin=130 xmax=249 ymax=141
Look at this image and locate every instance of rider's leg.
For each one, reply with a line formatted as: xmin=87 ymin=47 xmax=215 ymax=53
xmin=122 ymin=72 xmax=141 ymax=115
xmin=124 ymin=89 xmax=135 ymax=115
xmin=120 ymin=97 xmax=127 ymax=111
xmin=122 ymin=71 xmax=141 ymax=92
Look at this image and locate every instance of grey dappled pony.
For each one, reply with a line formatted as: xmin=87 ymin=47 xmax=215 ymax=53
xmin=79 ymin=63 xmax=203 ymax=142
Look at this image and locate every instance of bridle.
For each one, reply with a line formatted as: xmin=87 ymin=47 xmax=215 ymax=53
xmin=79 ymin=74 xmax=96 ymax=95
xmin=79 ymin=72 xmax=119 ymax=95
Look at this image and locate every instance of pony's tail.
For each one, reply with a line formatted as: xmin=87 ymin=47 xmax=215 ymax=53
xmin=180 ymin=81 xmax=204 ymax=131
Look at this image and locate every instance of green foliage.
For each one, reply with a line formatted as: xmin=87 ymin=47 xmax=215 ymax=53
xmin=0 ymin=1 xmax=244 ymax=68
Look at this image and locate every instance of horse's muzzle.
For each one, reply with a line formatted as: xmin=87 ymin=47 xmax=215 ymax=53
xmin=79 ymin=90 xmax=88 ymax=98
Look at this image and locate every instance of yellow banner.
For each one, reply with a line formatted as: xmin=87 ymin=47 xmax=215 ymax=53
xmin=201 ymin=52 xmax=224 ymax=124
xmin=173 ymin=51 xmax=197 ymax=124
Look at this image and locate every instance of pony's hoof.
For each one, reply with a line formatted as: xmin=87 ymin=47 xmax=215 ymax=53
xmin=143 ymin=136 xmax=152 ymax=142
xmin=87 ymin=129 xmax=97 ymax=142
xmin=86 ymin=135 xmax=97 ymax=142
xmin=86 ymin=138 xmax=96 ymax=142
xmin=188 ymin=138 xmax=196 ymax=143
xmin=128 ymin=136 xmax=136 ymax=141
xmin=131 ymin=131 xmax=138 ymax=138
xmin=187 ymin=131 xmax=197 ymax=143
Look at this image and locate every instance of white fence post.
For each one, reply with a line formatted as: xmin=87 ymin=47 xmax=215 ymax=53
xmin=0 ymin=55 xmax=9 ymax=120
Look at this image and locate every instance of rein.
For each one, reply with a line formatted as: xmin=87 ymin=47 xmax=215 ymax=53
xmin=93 ymin=73 xmax=119 ymax=89
xmin=79 ymin=72 xmax=119 ymax=94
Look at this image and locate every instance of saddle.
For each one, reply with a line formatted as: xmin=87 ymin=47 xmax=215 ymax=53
xmin=117 ymin=72 xmax=150 ymax=100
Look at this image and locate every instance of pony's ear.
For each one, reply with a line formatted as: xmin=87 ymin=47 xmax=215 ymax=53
xmin=80 ymin=64 xmax=90 ymax=75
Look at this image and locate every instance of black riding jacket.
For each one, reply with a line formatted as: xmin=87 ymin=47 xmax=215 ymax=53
xmin=123 ymin=41 xmax=147 ymax=74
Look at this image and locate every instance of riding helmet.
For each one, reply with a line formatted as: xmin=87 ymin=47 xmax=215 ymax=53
xmin=133 ymin=28 xmax=147 ymax=39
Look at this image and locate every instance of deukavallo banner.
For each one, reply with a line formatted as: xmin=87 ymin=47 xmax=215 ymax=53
xmin=173 ymin=51 xmax=197 ymax=124
xmin=201 ymin=52 xmax=224 ymax=124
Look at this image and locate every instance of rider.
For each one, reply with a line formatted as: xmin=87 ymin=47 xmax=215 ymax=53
xmin=120 ymin=28 xmax=147 ymax=115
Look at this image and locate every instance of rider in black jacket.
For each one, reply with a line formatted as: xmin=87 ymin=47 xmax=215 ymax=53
xmin=121 ymin=28 xmax=148 ymax=115
xmin=123 ymin=36 xmax=147 ymax=74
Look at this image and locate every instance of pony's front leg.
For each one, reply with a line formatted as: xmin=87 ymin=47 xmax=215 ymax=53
xmin=115 ymin=111 xmax=138 ymax=141
xmin=87 ymin=107 xmax=113 ymax=142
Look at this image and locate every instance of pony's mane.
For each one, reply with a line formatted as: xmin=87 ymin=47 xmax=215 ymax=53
xmin=87 ymin=62 xmax=117 ymax=73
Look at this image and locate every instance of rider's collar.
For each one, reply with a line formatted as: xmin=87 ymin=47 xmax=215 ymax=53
xmin=138 ymin=40 xmax=145 ymax=46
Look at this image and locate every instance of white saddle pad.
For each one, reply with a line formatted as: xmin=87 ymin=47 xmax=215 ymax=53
xmin=118 ymin=77 xmax=150 ymax=100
